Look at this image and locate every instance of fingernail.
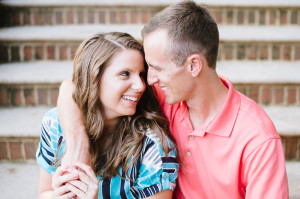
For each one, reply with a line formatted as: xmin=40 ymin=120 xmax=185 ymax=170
xmin=72 ymin=161 xmax=77 ymax=165
xmin=74 ymin=174 xmax=79 ymax=179
xmin=73 ymin=165 xmax=78 ymax=170
xmin=66 ymin=183 xmax=70 ymax=186
xmin=64 ymin=165 xmax=69 ymax=170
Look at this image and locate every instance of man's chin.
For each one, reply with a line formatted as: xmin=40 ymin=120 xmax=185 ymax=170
xmin=166 ymin=98 xmax=179 ymax=105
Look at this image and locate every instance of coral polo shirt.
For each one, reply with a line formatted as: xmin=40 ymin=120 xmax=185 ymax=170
xmin=155 ymin=76 xmax=288 ymax=199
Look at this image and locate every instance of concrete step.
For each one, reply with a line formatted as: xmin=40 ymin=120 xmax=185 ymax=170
xmin=1 ymin=161 xmax=299 ymax=199
xmin=0 ymin=105 xmax=299 ymax=161
xmin=1 ymin=0 xmax=299 ymax=27
xmin=1 ymin=25 xmax=299 ymax=42
xmin=0 ymin=25 xmax=299 ymax=63
xmin=1 ymin=105 xmax=299 ymax=137
xmin=1 ymin=61 xmax=300 ymax=107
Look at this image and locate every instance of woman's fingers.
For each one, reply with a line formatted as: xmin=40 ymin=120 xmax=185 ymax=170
xmin=68 ymin=179 xmax=88 ymax=193
xmin=64 ymin=163 xmax=99 ymax=199
xmin=66 ymin=183 xmax=86 ymax=199
xmin=73 ymin=161 xmax=99 ymax=183
xmin=53 ymin=184 xmax=76 ymax=199
xmin=52 ymin=165 xmax=68 ymax=181
xmin=57 ymin=191 xmax=76 ymax=199
xmin=52 ymin=170 xmax=80 ymax=190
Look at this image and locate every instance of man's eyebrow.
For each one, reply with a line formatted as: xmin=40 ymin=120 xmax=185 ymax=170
xmin=148 ymin=63 xmax=161 ymax=70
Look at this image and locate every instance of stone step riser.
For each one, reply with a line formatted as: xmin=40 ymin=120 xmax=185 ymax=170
xmin=0 ymin=135 xmax=299 ymax=162
xmin=1 ymin=42 xmax=299 ymax=63
xmin=0 ymin=85 xmax=59 ymax=107
xmin=0 ymin=83 xmax=299 ymax=107
xmin=0 ymin=6 xmax=299 ymax=27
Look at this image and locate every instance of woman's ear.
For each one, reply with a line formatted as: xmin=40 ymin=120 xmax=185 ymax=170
xmin=186 ymin=54 xmax=202 ymax=77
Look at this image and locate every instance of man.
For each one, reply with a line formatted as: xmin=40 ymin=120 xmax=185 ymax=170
xmin=58 ymin=1 xmax=288 ymax=198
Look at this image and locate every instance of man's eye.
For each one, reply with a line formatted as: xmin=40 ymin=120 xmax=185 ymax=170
xmin=120 ymin=71 xmax=130 ymax=77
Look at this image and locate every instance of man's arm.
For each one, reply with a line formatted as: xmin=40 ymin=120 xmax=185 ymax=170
xmin=57 ymin=78 xmax=92 ymax=166
xmin=243 ymin=138 xmax=289 ymax=198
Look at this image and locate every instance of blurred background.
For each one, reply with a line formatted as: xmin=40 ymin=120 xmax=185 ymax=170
xmin=0 ymin=0 xmax=299 ymax=198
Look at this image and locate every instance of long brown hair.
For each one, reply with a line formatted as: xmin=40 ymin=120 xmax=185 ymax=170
xmin=72 ymin=32 xmax=176 ymax=179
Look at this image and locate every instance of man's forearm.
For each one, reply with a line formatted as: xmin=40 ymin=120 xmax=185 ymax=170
xmin=57 ymin=78 xmax=91 ymax=165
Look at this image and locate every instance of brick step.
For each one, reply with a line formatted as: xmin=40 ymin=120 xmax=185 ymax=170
xmin=0 ymin=61 xmax=300 ymax=107
xmin=0 ymin=61 xmax=71 ymax=106
xmin=0 ymin=0 xmax=299 ymax=27
xmin=0 ymin=25 xmax=299 ymax=63
xmin=0 ymin=105 xmax=299 ymax=162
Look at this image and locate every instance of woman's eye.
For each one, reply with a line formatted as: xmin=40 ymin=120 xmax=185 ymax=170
xmin=120 ymin=71 xmax=130 ymax=77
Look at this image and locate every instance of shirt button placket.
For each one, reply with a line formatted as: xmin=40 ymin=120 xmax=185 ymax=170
xmin=187 ymin=135 xmax=194 ymax=157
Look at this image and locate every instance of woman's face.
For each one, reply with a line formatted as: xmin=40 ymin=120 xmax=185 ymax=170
xmin=99 ymin=49 xmax=146 ymax=120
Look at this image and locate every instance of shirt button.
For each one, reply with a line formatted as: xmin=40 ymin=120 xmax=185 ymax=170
xmin=187 ymin=152 xmax=192 ymax=156
xmin=189 ymin=135 xmax=194 ymax=140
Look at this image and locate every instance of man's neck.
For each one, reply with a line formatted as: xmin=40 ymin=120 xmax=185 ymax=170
xmin=186 ymin=72 xmax=228 ymax=130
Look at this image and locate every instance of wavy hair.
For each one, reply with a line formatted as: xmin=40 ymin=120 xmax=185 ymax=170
xmin=72 ymin=32 xmax=176 ymax=179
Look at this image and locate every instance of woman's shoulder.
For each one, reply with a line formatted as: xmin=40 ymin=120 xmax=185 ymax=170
xmin=143 ymin=129 xmax=176 ymax=157
xmin=41 ymin=107 xmax=63 ymax=139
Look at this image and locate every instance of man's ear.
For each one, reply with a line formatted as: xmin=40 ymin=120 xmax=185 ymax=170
xmin=186 ymin=54 xmax=202 ymax=77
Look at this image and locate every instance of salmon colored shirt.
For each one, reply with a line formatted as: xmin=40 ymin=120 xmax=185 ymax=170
xmin=155 ymin=76 xmax=288 ymax=199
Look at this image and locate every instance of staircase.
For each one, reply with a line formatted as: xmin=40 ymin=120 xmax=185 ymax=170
xmin=0 ymin=0 xmax=299 ymax=163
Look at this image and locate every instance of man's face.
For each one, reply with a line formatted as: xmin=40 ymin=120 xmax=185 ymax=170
xmin=143 ymin=29 xmax=193 ymax=105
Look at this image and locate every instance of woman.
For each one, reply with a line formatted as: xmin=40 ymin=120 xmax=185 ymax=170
xmin=36 ymin=32 xmax=178 ymax=199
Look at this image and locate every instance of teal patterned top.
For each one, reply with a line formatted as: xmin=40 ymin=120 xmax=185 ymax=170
xmin=36 ymin=108 xmax=179 ymax=198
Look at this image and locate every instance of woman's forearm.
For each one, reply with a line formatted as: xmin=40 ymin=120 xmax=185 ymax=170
xmin=39 ymin=191 xmax=53 ymax=199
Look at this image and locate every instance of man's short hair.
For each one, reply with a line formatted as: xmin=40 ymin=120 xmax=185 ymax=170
xmin=142 ymin=0 xmax=219 ymax=68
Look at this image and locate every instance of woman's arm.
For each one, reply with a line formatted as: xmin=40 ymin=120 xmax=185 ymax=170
xmin=38 ymin=169 xmax=53 ymax=199
xmin=145 ymin=190 xmax=172 ymax=199
xmin=57 ymin=78 xmax=92 ymax=166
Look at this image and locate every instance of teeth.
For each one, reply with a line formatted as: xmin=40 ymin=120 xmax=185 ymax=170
xmin=122 ymin=96 xmax=138 ymax=102
xmin=161 ymin=87 xmax=167 ymax=91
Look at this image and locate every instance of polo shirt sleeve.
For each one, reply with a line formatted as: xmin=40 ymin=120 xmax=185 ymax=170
xmin=36 ymin=108 xmax=64 ymax=175
xmin=242 ymin=138 xmax=289 ymax=198
xmin=133 ymin=132 xmax=179 ymax=197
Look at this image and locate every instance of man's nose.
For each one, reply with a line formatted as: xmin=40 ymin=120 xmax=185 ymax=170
xmin=147 ymin=67 xmax=158 ymax=86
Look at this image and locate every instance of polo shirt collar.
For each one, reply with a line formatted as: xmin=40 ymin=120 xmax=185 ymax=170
xmin=183 ymin=76 xmax=241 ymax=137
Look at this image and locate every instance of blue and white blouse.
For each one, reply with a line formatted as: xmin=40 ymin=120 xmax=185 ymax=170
xmin=36 ymin=108 xmax=179 ymax=198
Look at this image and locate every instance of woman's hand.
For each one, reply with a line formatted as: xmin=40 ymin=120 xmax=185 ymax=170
xmin=64 ymin=161 xmax=99 ymax=199
xmin=51 ymin=165 xmax=77 ymax=199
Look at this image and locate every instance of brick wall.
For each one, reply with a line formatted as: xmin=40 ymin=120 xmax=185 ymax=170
xmin=0 ymin=85 xmax=59 ymax=106
xmin=1 ymin=42 xmax=299 ymax=63
xmin=1 ymin=6 xmax=299 ymax=27
xmin=1 ymin=84 xmax=299 ymax=107
xmin=0 ymin=137 xmax=40 ymax=162
xmin=0 ymin=136 xmax=299 ymax=162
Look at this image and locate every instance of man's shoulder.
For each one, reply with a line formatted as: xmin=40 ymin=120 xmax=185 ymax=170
xmin=236 ymin=91 xmax=279 ymax=138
